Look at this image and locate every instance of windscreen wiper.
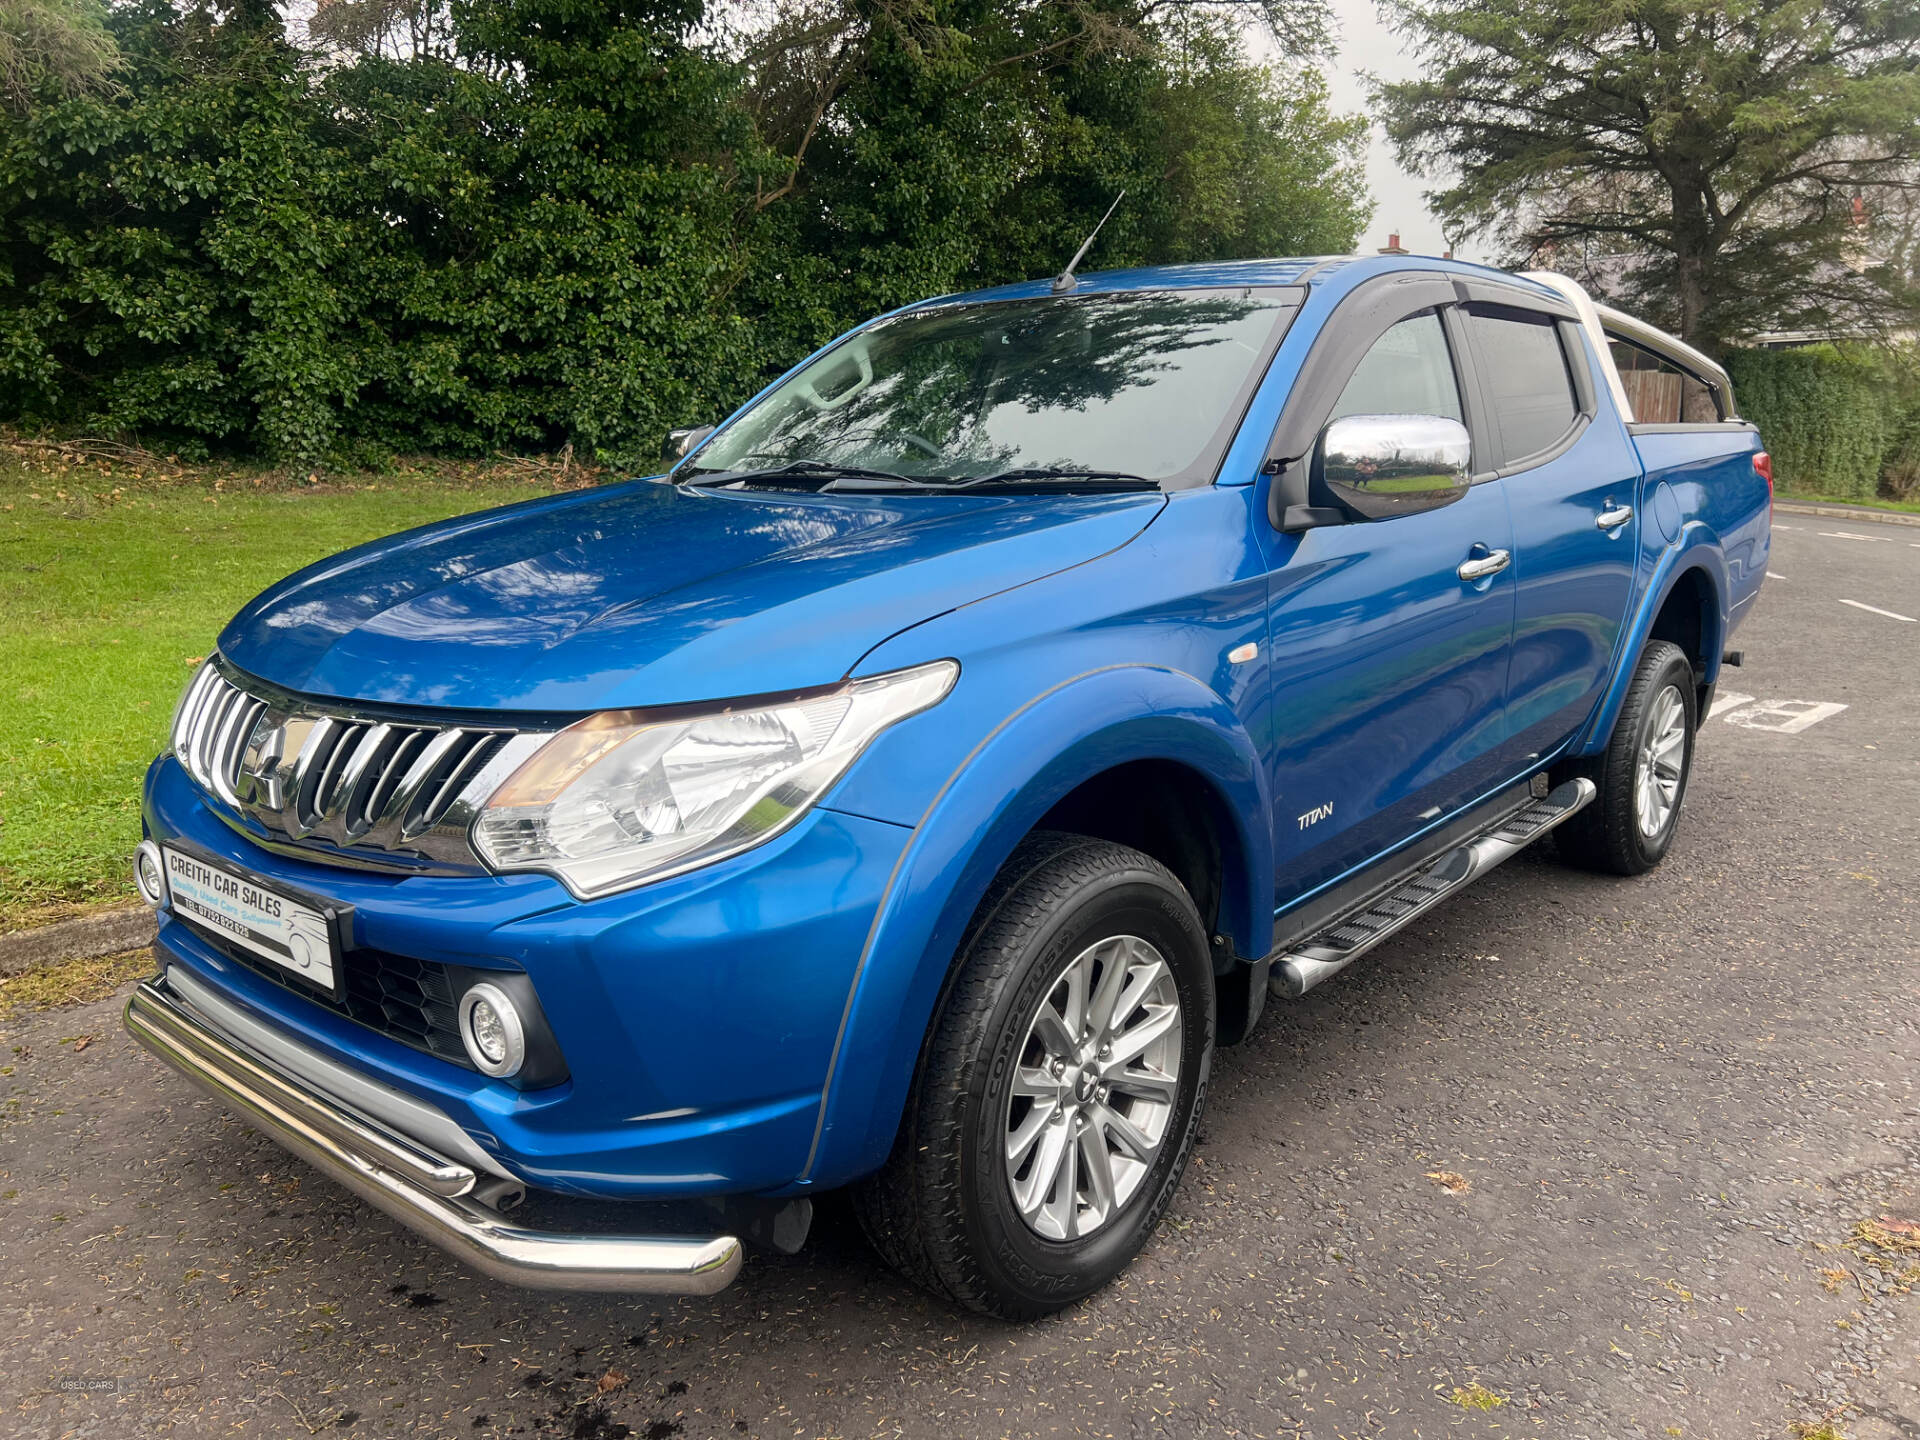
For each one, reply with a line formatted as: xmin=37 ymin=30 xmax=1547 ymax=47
xmin=820 ymin=467 xmax=1161 ymax=493
xmin=684 ymin=460 xmax=1160 ymax=494
xmin=681 ymin=460 xmax=925 ymax=489
xmin=942 ymin=466 xmax=1159 ymax=491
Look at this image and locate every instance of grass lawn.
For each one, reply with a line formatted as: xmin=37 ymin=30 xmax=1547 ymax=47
xmin=0 ymin=443 xmax=575 ymax=925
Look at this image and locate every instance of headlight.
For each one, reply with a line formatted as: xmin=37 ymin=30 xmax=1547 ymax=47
xmin=472 ymin=660 xmax=957 ymax=896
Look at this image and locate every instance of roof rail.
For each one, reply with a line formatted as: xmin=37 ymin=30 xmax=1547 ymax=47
xmin=1590 ymin=302 xmax=1737 ymax=420
xmin=1520 ymin=270 xmax=1739 ymax=423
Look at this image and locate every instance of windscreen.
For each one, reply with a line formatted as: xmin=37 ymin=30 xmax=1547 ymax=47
xmin=689 ymin=289 xmax=1297 ymax=487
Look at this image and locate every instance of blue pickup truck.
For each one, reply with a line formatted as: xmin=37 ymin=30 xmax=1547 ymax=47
xmin=126 ymin=254 xmax=1770 ymax=1318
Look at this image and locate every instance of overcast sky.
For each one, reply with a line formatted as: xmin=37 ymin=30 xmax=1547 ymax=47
xmin=1272 ymin=0 xmax=1486 ymax=263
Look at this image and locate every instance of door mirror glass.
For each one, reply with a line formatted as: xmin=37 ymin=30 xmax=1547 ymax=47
xmin=665 ymin=424 xmax=715 ymax=462
xmin=1317 ymin=413 xmax=1471 ymax=521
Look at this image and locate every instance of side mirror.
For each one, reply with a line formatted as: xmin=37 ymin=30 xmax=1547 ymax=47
xmin=665 ymin=424 xmax=715 ymax=462
xmin=1317 ymin=413 xmax=1471 ymax=521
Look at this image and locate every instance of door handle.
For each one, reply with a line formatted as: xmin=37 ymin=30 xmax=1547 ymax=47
xmin=1596 ymin=504 xmax=1634 ymax=530
xmin=1456 ymin=548 xmax=1511 ymax=582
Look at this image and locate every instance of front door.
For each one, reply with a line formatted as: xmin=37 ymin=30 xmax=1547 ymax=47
xmin=1260 ymin=309 xmax=1517 ymax=909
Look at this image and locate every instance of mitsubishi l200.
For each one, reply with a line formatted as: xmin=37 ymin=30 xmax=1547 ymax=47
xmin=126 ymin=255 xmax=1771 ymax=1317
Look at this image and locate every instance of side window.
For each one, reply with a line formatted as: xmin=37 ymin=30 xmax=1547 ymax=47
xmin=1464 ymin=307 xmax=1580 ymax=464
xmin=1608 ymin=336 xmax=1722 ymax=423
xmin=1328 ymin=311 xmax=1463 ymax=426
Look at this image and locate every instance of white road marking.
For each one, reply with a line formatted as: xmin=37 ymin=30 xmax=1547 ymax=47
xmin=1819 ymin=530 xmax=1895 ymax=542
xmin=1766 ymin=571 xmax=1786 ymax=580
xmin=1838 ymin=598 xmax=1918 ymax=623
xmin=1723 ymin=700 xmax=1849 ymax=734
xmin=1708 ymin=690 xmax=1755 ymax=720
xmin=1772 ymin=524 xmax=1797 ymax=530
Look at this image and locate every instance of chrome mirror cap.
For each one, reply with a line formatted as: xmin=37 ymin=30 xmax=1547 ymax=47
xmin=1318 ymin=413 xmax=1472 ymax=521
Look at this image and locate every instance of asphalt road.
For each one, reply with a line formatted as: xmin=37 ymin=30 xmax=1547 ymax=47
xmin=5 ymin=512 xmax=1917 ymax=1440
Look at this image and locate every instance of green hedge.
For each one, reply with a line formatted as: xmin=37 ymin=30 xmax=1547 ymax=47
xmin=1724 ymin=345 xmax=1917 ymax=500
xmin=0 ymin=3 xmax=1371 ymax=470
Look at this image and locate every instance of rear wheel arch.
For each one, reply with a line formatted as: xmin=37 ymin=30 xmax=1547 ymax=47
xmin=1646 ymin=564 xmax=1722 ymax=711
xmin=1578 ymin=548 xmax=1728 ymax=757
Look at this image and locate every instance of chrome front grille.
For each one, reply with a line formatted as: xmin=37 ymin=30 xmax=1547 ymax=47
xmin=283 ymin=718 xmax=504 ymax=846
xmin=175 ymin=663 xmax=270 ymax=809
xmin=171 ymin=661 xmax=540 ymax=869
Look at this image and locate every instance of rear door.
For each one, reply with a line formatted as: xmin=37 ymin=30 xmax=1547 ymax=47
xmin=1458 ymin=303 xmax=1643 ymax=766
xmin=1261 ymin=301 xmax=1517 ymax=907
xmin=1608 ymin=330 xmax=1771 ymax=619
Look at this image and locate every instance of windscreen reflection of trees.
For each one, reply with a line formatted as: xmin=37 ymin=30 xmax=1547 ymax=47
xmin=701 ymin=295 xmax=1285 ymax=481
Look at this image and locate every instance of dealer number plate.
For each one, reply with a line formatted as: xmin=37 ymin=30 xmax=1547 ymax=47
xmin=162 ymin=847 xmax=337 ymax=992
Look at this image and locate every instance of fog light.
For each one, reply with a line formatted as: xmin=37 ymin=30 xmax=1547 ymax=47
xmin=459 ymin=983 xmax=525 ymax=1078
xmin=134 ymin=841 xmax=168 ymax=909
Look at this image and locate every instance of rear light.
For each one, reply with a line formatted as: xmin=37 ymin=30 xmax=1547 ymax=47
xmin=1753 ymin=451 xmax=1773 ymax=518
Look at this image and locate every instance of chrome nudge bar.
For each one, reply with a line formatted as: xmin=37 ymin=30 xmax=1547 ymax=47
xmin=125 ymin=978 xmax=742 ymax=1295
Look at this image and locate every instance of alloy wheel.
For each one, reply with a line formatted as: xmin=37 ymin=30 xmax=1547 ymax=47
xmin=1003 ymin=934 xmax=1183 ymax=1241
xmin=1634 ymin=683 xmax=1687 ymax=838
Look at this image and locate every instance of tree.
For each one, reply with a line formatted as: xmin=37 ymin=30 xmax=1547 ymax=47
xmin=0 ymin=0 xmax=119 ymax=115
xmin=306 ymin=0 xmax=456 ymax=61
xmin=1375 ymin=0 xmax=1920 ymax=352
xmin=0 ymin=1 xmax=355 ymax=457
xmin=735 ymin=1 xmax=1367 ymax=323
xmin=0 ymin=0 xmax=1368 ymax=464
xmin=1126 ymin=22 xmax=1369 ymax=266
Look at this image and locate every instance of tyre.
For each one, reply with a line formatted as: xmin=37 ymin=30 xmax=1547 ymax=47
xmin=853 ymin=832 xmax=1214 ymax=1319
xmin=1555 ymin=639 xmax=1697 ymax=875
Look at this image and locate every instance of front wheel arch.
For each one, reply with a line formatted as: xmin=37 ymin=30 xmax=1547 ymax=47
xmin=851 ymin=831 xmax=1216 ymax=1317
xmin=801 ymin=667 xmax=1270 ymax=1191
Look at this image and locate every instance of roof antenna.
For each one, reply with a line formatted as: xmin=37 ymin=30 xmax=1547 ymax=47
xmin=1051 ymin=190 xmax=1126 ymax=294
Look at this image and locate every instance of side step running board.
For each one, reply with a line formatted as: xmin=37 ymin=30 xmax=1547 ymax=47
xmin=1269 ymin=778 xmax=1596 ymax=999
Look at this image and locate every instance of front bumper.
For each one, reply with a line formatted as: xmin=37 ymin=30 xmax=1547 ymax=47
xmin=126 ymin=975 xmax=743 ymax=1294
xmin=140 ymin=753 xmax=911 ymax=1199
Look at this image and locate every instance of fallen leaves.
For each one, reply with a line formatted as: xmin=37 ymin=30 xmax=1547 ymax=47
xmin=1840 ymin=1218 xmax=1920 ymax=1298
xmin=1444 ymin=1381 xmax=1506 ymax=1410
xmin=1425 ymin=1170 xmax=1472 ymax=1195
xmin=0 ymin=951 xmax=149 ymax=1018
xmin=594 ymin=1368 xmax=628 ymax=1395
